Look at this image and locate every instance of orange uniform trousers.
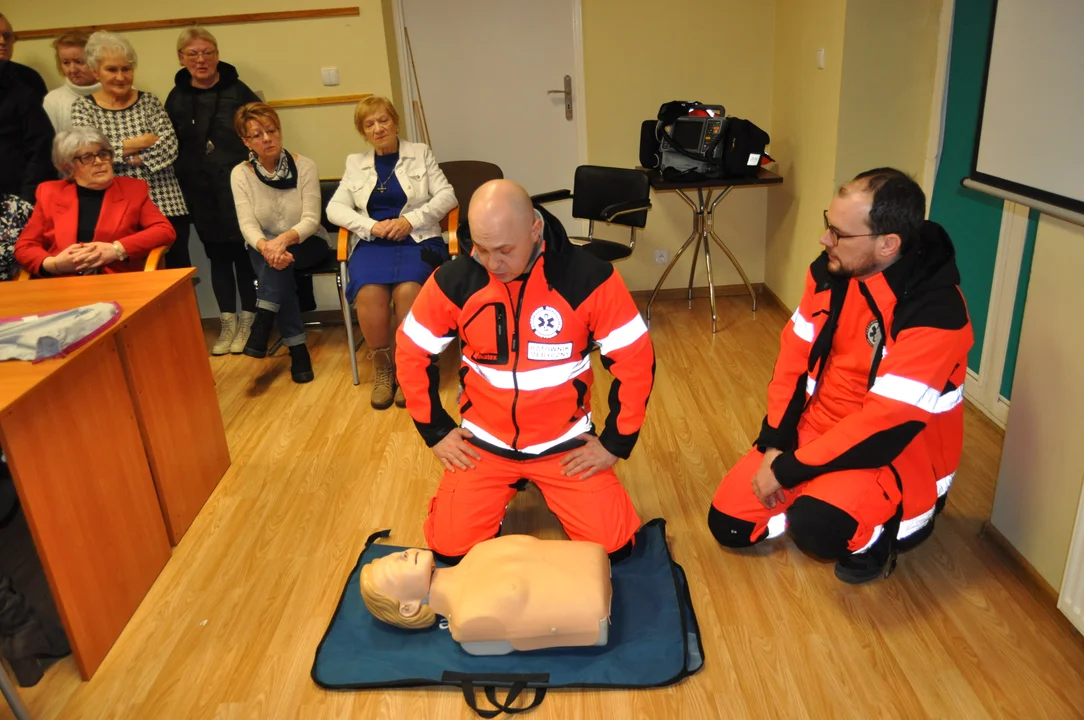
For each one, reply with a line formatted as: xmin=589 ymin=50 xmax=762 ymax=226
xmin=711 ymin=420 xmax=902 ymax=553
xmin=424 ymin=446 xmax=641 ymax=557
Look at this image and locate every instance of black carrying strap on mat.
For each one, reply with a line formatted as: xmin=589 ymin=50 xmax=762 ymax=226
xmin=443 ymin=672 xmax=549 ymax=718
xmin=363 ymin=528 xmax=391 ymax=548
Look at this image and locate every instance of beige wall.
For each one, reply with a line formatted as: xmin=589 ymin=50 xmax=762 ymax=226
xmin=7 ymin=0 xmax=395 ymax=176
xmin=764 ymin=0 xmax=942 ymax=311
xmin=581 ymin=0 xmax=774 ymax=293
xmin=992 ymin=215 xmax=1084 ymax=590
xmin=834 ymin=0 xmax=941 ymax=185
xmin=765 ymin=0 xmax=847 ymax=310
xmin=380 ymin=0 xmax=404 ymax=121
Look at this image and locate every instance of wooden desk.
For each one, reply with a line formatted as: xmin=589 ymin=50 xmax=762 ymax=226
xmin=0 ymin=270 xmax=230 ymax=678
xmin=641 ymin=168 xmax=784 ymax=331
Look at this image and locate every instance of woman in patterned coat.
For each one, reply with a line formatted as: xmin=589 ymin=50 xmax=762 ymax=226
xmin=71 ymin=31 xmax=190 ymax=268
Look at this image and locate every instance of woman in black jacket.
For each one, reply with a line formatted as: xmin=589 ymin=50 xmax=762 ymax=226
xmin=166 ymin=27 xmax=261 ymax=355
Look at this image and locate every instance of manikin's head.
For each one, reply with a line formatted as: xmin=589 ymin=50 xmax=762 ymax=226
xmin=467 ymin=179 xmax=544 ymax=284
xmin=360 ymin=548 xmax=437 ymax=630
xmin=820 ymin=168 xmax=925 ymax=279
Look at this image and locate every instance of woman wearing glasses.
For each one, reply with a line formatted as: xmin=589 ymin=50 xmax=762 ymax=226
xmin=15 ymin=127 xmax=175 ymax=276
xmin=70 ymin=31 xmax=190 ymax=269
xmin=230 ymin=102 xmax=328 ymax=384
xmin=166 ymin=27 xmax=262 ymax=355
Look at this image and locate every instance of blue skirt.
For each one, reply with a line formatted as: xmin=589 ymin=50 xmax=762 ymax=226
xmin=345 ymin=236 xmax=448 ymax=303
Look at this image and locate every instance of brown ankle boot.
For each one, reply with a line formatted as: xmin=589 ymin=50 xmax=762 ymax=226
xmin=368 ymin=347 xmax=396 ymax=410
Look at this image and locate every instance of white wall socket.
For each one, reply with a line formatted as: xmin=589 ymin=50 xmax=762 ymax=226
xmin=654 ymin=249 xmax=670 ymax=265
xmin=321 ymin=67 xmax=340 ymax=86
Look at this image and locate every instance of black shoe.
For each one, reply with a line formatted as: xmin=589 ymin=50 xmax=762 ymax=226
xmin=0 ymin=576 xmax=71 ymax=687
xmin=288 ymin=344 xmax=314 ymax=384
xmin=243 ymin=308 xmax=276 ymax=359
xmin=0 ymin=474 xmax=19 ymax=530
xmin=835 ymin=546 xmax=897 ymax=584
xmin=834 ymin=508 xmax=901 ymax=584
xmin=835 ymin=499 xmax=904 ymax=585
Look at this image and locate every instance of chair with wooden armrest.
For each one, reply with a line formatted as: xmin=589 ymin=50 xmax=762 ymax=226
xmin=441 ymin=205 xmax=460 ymax=256
xmin=336 ymin=224 xmax=363 ymax=385
xmin=437 ymin=160 xmax=503 ymax=259
xmin=14 ymin=243 xmax=171 ymax=280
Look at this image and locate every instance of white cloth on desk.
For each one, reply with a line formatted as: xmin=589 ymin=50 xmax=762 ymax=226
xmin=0 ymin=301 xmax=120 ymax=362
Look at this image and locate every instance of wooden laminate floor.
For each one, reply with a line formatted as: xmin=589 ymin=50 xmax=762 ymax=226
xmin=3 ymin=294 xmax=1083 ymax=719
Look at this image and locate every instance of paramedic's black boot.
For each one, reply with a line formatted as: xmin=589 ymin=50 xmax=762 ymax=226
xmin=834 ymin=508 xmax=901 ymax=585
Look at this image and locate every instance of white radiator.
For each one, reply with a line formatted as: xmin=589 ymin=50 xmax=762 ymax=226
xmin=1057 ymin=473 xmax=1084 ymax=634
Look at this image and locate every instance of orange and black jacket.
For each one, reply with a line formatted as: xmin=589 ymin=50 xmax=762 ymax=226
xmin=758 ymin=221 xmax=973 ymax=489
xmin=396 ymin=205 xmax=656 ymax=461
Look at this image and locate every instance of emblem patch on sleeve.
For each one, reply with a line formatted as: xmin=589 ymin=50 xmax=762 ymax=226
xmin=865 ymin=319 xmax=883 ymax=348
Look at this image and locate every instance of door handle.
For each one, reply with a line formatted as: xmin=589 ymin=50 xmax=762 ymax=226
xmin=546 ymin=75 xmax=573 ymax=121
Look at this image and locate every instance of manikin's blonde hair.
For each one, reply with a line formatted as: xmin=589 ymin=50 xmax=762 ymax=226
xmin=359 ymin=564 xmax=436 ymax=630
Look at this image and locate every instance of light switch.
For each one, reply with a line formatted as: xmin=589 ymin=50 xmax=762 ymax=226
xmin=816 ymin=49 xmax=825 ymax=70
xmin=321 ymin=67 xmax=340 ymax=86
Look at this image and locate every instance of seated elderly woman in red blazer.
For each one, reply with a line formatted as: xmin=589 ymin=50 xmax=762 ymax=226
xmin=15 ymin=126 xmax=174 ymax=276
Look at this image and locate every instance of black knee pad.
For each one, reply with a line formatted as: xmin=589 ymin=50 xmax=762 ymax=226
xmin=707 ymin=505 xmax=763 ymax=548
xmin=431 ymin=550 xmax=465 ymax=566
xmin=787 ymin=497 xmax=859 ymax=561
xmin=608 ymin=539 xmax=634 ymax=565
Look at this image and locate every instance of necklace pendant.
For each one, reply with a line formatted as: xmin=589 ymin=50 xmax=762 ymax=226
xmin=374 ymin=186 xmax=385 ymax=193
xmin=205 ymin=139 xmax=215 ymax=155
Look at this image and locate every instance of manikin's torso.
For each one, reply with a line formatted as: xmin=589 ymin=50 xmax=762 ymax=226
xmin=428 ymin=536 xmax=611 ymax=654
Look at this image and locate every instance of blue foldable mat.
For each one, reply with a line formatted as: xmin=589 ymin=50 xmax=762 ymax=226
xmin=312 ymin=518 xmax=704 ymax=717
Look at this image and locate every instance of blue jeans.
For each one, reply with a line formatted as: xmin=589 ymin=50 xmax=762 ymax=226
xmin=248 ymin=236 xmax=329 ymax=347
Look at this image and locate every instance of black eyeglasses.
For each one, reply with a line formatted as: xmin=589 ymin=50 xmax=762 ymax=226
xmin=823 ymin=210 xmax=883 ymax=245
xmin=74 ymin=149 xmax=115 ymax=165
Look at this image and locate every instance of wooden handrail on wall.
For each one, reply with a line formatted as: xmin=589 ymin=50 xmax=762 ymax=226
xmin=16 ymin=7 xmax=360 ymax=41
xmin=267 ymin=93 xmax=370 ymax=109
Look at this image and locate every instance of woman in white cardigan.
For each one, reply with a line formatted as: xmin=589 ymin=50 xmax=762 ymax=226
xmin=327 ymin=96 xmax=457 ymax=410
xmin=230 ymin=102 xmax=329 ymax=384
xmin=42 ymin=31 xmax=101 ymax=133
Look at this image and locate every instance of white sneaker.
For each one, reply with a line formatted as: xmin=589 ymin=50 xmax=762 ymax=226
xmin=212 ymin=313 xmax=237 ymax=355
xmin=231 ymin=311 xmax=256 ymax=354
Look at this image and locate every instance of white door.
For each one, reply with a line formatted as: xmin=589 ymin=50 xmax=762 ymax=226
xmin=398 ymin=0 xmax=585 ymax=231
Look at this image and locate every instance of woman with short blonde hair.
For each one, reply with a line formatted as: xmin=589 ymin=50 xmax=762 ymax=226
xmin=352 ymin=96 xmax=400 ymax=134
xmin=327 ymin=96 xmax=457 ymax=409
xmin=166 ymin=25 xmax=261 ymax=355
xmin=43 ymin=30 xmax=101 ymax=133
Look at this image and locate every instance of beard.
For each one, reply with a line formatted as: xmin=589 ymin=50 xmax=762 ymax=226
xmin=826 ymin=254 xmax=880 ymax=279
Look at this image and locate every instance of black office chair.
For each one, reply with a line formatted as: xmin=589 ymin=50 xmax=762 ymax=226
xmin=267 ymin=179 xmax=361 ymax=379
xmin=532 ymin=165 xmax=652 ymax=262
